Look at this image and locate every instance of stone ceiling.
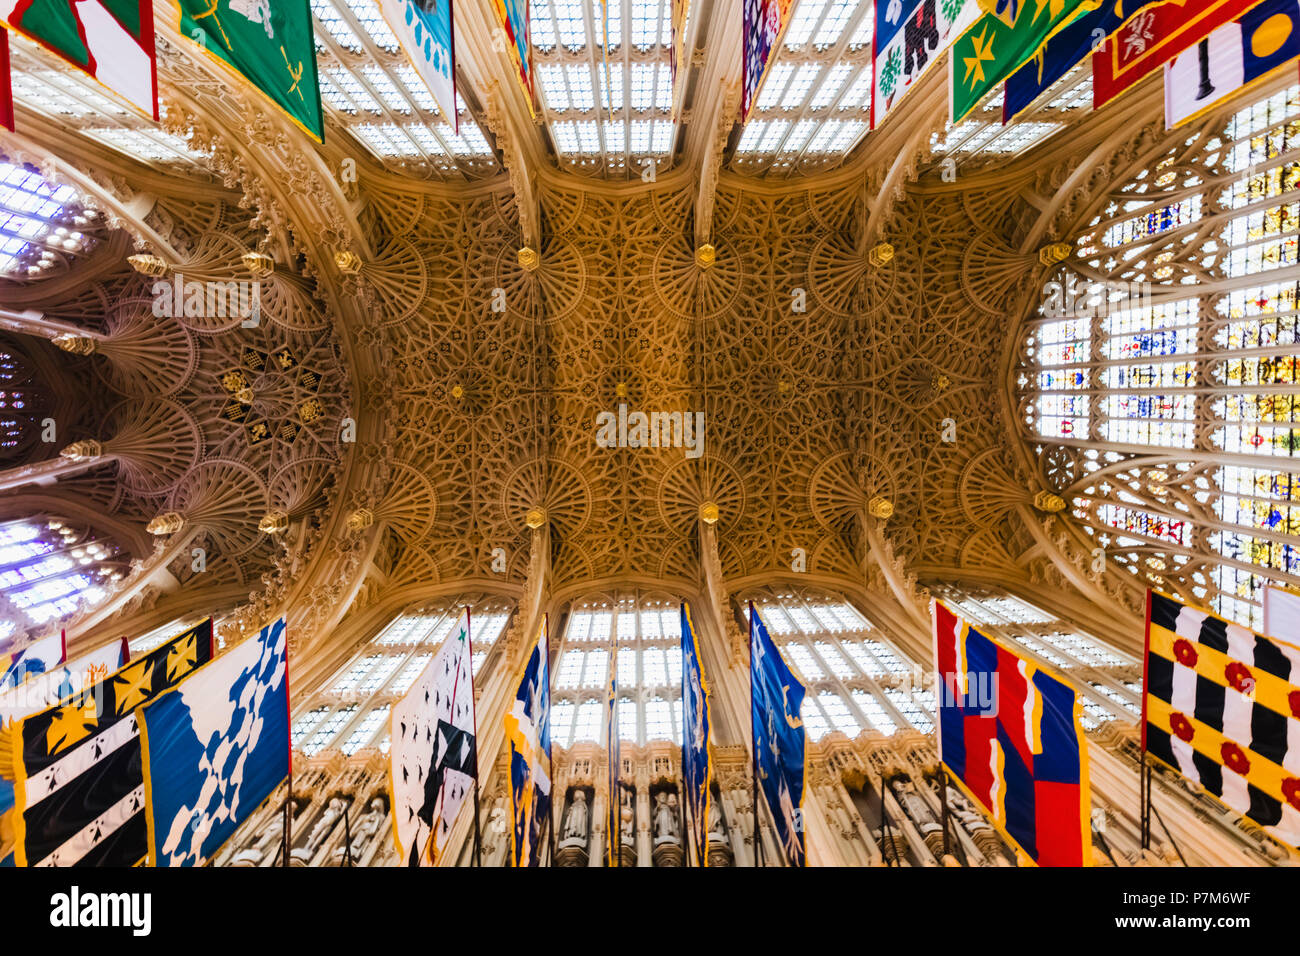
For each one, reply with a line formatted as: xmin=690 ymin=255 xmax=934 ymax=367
xmin=0 ymin=16 xmax=1194 ymax=670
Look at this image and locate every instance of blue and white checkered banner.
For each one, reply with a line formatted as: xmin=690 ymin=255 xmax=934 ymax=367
xmin=140 ymin=618 xmax=289 ymax=866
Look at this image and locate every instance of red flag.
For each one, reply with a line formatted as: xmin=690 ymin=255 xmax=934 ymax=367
xmin=1093 ymin=0 xmax=1260 ymax=110
xmin=933 ymin=600 xmax=1092 ymax=866
xmin=1 ymin=30 xmax=13 ymax=133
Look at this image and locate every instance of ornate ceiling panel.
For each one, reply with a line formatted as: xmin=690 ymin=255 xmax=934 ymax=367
xmin=3 ymin=0 xmax=1273 ymax=668
xmin=0 ymin=186 xmax=350 ymax=642
xmin=318 ymin=150 xmax=1073 ymax=609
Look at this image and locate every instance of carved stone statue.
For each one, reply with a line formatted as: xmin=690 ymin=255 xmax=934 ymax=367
xmin=562 ymin=790 xmax=589 ymax=844
xmin=253 ymin=811 xmax=285 ymax=852
xmin=619 ymin=790 xmax=635 ymax=846
xmin=654 ymin=791 xmax=681 ymax=844
xmin=707 ymin=800 xmax=726 ymax=840
xmin=302 ymin=797 xmax=345 ymax=856
xmin=230 ymin=803 xmax=286 ymax=865
xmin=948 ymin=790 xmax=991 ymax=832
xmin=894 ymin=778 xmax=939 ymax=832
xmin=361 ymin=798 xmax=386 ymax=834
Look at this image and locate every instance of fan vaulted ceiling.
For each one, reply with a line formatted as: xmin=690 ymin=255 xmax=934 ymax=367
xmin=0 ymin=0 xmax=1277 ymax=677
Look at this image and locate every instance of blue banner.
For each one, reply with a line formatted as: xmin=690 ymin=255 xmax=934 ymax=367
xmin=750 ymin=605 xmax=806 ymax=866
xmin=382 ymin=0 xmax=457 ymax=130
xmin=1002 ymin=0 xmax=1162 ymax=121
xmin=606 ymin=629 xmax=620 ymax=865
xmin=140 ymin=618 xmax=289 ymax=866
xmin=681 ymin=602 xmax=712 ymax=866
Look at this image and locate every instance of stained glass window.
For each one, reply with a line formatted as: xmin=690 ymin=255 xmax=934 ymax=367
xmin=0 ymin=518 xmax=126 ymax=628
xmin=1020 ymin=83 xmax=1300 ymax=628
xmin=0 ymin=348 xmax=40 ymax=450
xmin=0 ymin=162 xmax=96 ymax=277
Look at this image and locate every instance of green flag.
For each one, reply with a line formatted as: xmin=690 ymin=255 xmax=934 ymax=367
xmin=178 ymin=0 xmax=323 ymax=143
xmin=949 ymin=0 xmax=1099 ymax=122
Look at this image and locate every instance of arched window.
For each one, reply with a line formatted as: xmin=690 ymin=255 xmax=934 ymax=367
xmin=287 ymin=599 xmax=513 ymax=758
xmin=741 ymin=588 xmax=934 ymax=740
xmin=0 ymin=517 xmax=127 ymax=639
xmin=551 ymin=594 xmax=684 ymax=749
xmin=0 ymin=161 xmax=97 ymax=277
xmin=0 ymin=346 xmax=42 ymax=452
xmin=1019 ymin=81 xmax=1300 ymax=629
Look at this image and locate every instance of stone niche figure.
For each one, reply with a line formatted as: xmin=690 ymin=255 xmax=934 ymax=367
xmin=707 ymin=799 xmax=727 ymax=841
xmin=560 ymin=790 xmax=589 ymax=847
xmin=731 ymin=788 xmax=754 ymax=843
xmin=231 ymin=800 xmax=290 ymax=865
xmin=704 ymin=798 xmax=735 ymax=866
xmin=295 ymin=796 xmax=346 ymax=862
xmin=654 ymin=791 xmax=681 ymax=845
xmin=619 ymin=789 xmax=635 ymax=846
xmin=894 ymin=778 xmax=940 ymax=833
xmin=356 ymin=797 xmax=386 ymax=841
xmin=254 ymin=813 xmax=284 ymax=853
xmin=948 ymin=789 xmax=991 ymax=832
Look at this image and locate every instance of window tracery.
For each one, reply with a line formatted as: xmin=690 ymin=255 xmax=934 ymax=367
xmin=551 ymin=594 xmax=684 ymax=749
xmin=1019 ymin=81 xmax=1300 ymax=630
xmin=5 ymin=42 xmax=209 ymax=170
xmin=288 ymin=599 xmax=513 ymax=759
xmin=0 ymin=161 xmax=98 ymax=278
xmin=0 ymin=517 xmax=128 ymax=639
xmin=740 ymin=588 xmax=933 ymax=741
xmin=531 ymin=0 xmax=680 ymax=176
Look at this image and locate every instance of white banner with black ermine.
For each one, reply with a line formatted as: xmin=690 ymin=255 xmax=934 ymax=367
xmin=389 ymin=608 xmax=476 ymax=866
